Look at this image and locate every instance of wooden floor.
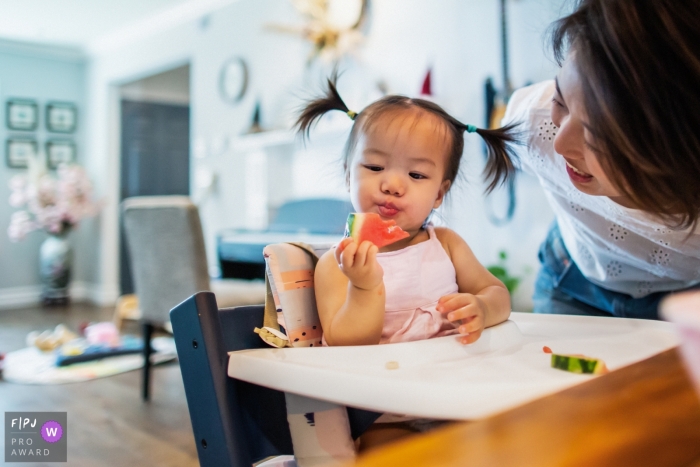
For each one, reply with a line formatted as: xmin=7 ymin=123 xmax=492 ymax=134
xmin=0 ymin=302 xmax=199 ymax=467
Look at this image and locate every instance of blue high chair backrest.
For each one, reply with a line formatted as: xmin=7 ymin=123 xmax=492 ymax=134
xmin=171 ymin=292 xmax=380 ymax=467
xmin=170 ymin=293 xmax=293 ymax=466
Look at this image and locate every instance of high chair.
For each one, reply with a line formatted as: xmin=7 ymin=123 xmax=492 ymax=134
xmin=171 ymin=242 xmax=684 ymax=467
xmin=170 ymin=242 xmax=381 ymax=467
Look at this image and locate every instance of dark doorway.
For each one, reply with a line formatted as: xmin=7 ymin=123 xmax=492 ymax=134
xmin=119 ymin=87 xmax=190 ymax=294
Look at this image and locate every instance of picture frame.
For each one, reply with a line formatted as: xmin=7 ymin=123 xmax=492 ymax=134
xmin=46 ymin=140 xmax=76 ymax=169
xmin=46 ymin=102 xmax=77 ymax=133
xmin=6 ymin=137 xmax=38 ymax=169
xmin=6 ymin=99 xmax=39 ymax=131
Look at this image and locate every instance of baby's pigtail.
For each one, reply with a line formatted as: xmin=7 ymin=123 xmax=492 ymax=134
xmin=473 ymin=123 xmax=523 ymax=193
xmin=295 ymin=72 xmax=354 ymax=139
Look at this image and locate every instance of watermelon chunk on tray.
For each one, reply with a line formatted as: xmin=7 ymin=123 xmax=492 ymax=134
xmin=345 ymin=213 xmax=410 ymax=248
xmin=551 ymin=354 xmax=609 ymax=374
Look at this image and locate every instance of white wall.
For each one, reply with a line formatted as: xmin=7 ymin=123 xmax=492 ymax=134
xmin=85 ymin=0 xmax=566 ymax=309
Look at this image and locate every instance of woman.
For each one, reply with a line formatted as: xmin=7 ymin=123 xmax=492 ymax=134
xmin=503 ymin=0 xmax=700 ymax=319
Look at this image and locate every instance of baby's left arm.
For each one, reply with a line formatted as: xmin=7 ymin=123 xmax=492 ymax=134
xmin=434 ymin=227 xmax=511 ymax=344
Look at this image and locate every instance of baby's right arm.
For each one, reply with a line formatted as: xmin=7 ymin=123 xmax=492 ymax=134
xmin=314 ymin=238 xmax=385 ymax=346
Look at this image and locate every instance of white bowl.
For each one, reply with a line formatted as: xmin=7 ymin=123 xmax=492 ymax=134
xmin=660 ymin=291 xmax=700 ymax=398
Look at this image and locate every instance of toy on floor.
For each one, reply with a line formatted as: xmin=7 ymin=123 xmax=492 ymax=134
xmin=26 ymin=324 xmax=78 ymax=352
xmin=25 ymin=322 xmax=143 ymax=366
xmin=85 ymin=322 xmax=120 ymax=346
xmin=55 ymin=334 xmax=143 ymax=367
xmin=55 ymin=322 xmax=142 ymax=366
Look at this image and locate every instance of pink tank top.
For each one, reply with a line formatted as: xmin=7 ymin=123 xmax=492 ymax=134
xmin=376 ymin=225 xmax=459 ymax=344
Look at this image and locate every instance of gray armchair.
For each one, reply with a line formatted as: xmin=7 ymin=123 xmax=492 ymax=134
xmin=122 ymin=196 xmax=265 ymax=400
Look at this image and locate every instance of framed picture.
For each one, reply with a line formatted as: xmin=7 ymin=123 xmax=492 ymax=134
xmin=46 ymin=102 xmax=77 ymax=133
xmin=46 ymin=140 xmax=76 ymax=169
xmin=6 ymin=99 xmax=39 ymax=131
xmin=6 ymin=138 xmax=38 ymax=168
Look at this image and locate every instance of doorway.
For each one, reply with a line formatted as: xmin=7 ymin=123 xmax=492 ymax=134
xmin=119 ymin=64 xmax=190 ymax=295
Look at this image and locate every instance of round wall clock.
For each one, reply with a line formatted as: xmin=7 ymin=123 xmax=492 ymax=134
xmin=219 ymin=57 xmax=249 ymax=104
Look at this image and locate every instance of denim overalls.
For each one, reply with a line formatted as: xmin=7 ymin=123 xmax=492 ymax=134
xmin=533 ymin=222 xmax=699 ymax=320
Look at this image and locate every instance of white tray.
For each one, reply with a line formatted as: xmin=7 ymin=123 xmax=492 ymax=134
xmin=228 ymin=312 xmax=679 ymax=420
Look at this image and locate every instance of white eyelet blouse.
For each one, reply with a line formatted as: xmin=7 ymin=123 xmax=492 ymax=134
xmin=503 ymin=80 xmax=700 ymax=298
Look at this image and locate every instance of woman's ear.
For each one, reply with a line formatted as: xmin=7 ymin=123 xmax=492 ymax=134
xmin=433 ymin=180 xmax=451 ymax=209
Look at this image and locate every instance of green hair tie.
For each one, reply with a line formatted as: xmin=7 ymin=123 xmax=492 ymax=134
xmin=466 ymin=124 xmax=478 ymax=133
xmin=347 ymin=110 xmax=358 ymax=120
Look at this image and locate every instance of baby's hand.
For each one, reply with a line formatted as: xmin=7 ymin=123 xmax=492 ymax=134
xmin=334 ymin=238 xmax=383 ymax=291
xmin=437 ymin=293 xmax=486 ymax=344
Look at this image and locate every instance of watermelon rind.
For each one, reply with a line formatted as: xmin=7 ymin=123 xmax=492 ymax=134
xmin=551 ymin=354 xmax=605 ymax=374
xmin=344 ymin=213 xmax=359 ymax=238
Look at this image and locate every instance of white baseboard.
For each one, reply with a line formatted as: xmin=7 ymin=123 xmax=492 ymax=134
xmin=0 ymin=285 xmax=42 ymax=310
xmin=88 ymin=283 xmax=121 ymax=307
xmin=0 ymin=282 xmax=119 ymax=310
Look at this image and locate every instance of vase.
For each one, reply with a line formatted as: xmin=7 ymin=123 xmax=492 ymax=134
xmin=39 ymin=232 xmax=73 ymax=305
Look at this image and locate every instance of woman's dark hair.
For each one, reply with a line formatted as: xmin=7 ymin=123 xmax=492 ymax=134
xmin=550 ymin=0 xmax=700 ymax=228
xmin=296 ymin=74 xmax=521 ymax=194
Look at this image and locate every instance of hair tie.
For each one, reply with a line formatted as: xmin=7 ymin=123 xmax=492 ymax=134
xmin=347 ymin=110 xmax=358 ymax=120
xmin=466 ymin=124 xmax=478 ymax=133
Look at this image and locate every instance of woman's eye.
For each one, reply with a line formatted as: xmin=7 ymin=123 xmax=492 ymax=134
xmin=551 ymin=97 xmax=564 ymax=108
xmin=409 ymin=173 xmax=426 ymax=180
xmin=363 ymin=165 xmax=383 ymax=172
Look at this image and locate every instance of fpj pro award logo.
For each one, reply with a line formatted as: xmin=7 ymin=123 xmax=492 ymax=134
xmin=5 ymin=412 xmax=67 ymax=463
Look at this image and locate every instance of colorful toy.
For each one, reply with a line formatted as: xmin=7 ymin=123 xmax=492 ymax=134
xmin=26 ymin=324 xmax=78 ymax=352
xmin=344 ymin=213 xmax=409 ymax=248
xmin=85 ymin=322 xmax=120 ymax=347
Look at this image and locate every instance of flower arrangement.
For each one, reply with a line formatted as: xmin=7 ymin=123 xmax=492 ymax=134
xmin=7 ymin=161 xmax=101 ymax=241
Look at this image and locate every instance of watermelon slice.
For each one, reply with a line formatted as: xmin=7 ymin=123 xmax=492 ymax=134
xmin=345 ymin=213 xmax=410 ymax=248
xmin=551 ymin=354 xmax=609 ymax=374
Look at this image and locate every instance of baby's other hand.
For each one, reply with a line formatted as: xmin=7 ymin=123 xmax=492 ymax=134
xmin=437 ymin=293 xmax=486 ymax=344
xmin=334 ymin=238 xmax=383 ymax=291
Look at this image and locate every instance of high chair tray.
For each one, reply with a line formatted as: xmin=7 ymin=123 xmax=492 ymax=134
xmin=227 ymin=312 xmax=679 ymax=420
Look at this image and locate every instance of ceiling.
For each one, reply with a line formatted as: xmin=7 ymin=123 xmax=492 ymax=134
xmin=0 ymin=0 xmax=236 ymax=52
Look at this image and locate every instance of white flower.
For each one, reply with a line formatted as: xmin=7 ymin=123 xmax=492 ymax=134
xmin=9 ymin=174 xmax=27 ymax=192
xmin=6 ymin=163 xmax=102 ymax=241
xmin=8 ymin=211 xmax=34 ymax=242
xmin=8 ymin=191 xmax=26 ymax=208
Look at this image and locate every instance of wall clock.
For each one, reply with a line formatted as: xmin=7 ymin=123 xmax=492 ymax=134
xmin=219 ymin=57 xmax=249 ymax=104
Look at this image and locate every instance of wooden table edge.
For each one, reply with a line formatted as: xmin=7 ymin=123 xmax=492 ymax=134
xmin=345 ymin=348 xmax=700 ymax=467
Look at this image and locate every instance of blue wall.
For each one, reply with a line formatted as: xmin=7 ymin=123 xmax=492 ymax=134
xmin=0 ymin=40 xmax=88 ymax=299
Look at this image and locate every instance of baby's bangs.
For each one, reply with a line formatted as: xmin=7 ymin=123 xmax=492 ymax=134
xmin=341 ymin=96 xmax=463 ymax=183
xmin=359 ymin=103 xmax=454 ymax=145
